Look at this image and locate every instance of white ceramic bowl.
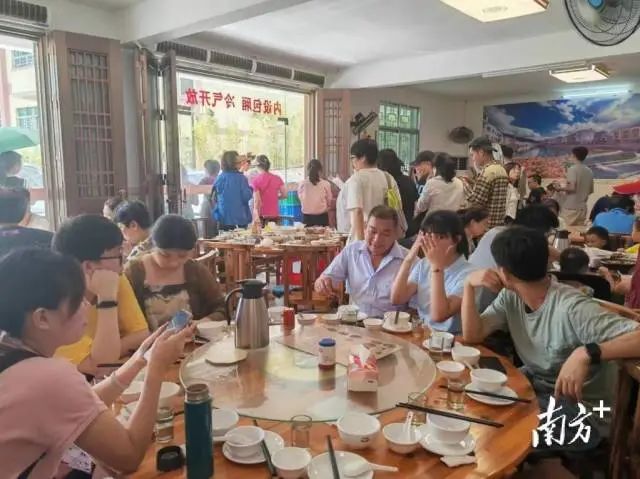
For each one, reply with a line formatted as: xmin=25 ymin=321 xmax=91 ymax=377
xmin=121 ymin=381 xmax=180 ymax=408
xmin=470 ymin=368 xmax=507 ymax=393
xmin=427 ymin=414 xmax=470 ymax=445
xmin=271 ymin=447 xmax=312 ymax=479
xmin=428 ymin=331 xmax=455 ymax=350
xmin=211 ymin=409 xmax=239 ymax=436
xmin=382 ymin=423 xmax=424 ymax=454
xmin=224 ymin=425 xmax=265 ymax=458
xmin=436 ymin=360 xmax=465 ymax=379
xmin=268 ymin=306 xmax=287 ymax=323
xmin=337 ymin=412 xmax=381 ymax=449
xmin=197 ymin=321 xmax=227 ymax=340
xmin=298 ymin=313 xmax=317 ymax=325
xmin=363 ymin=318 xmax=384 ymax=331
xmin=451 ymin=345 xmax=481 ymax=366
xmin=322 ymin=313 xmax=339 ymax=323
xmin=383 ymin=311 xmax=410 ymax=327
xmin=338 ymin=305 xmax=359 ymax=323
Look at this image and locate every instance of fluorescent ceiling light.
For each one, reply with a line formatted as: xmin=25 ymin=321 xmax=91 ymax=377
xmin=439 ymin=0 xmax=548 ymax=22
xmin=561 ymin=87 xmax=631 ymax=99
xmin=482 ymin=62 xmax=587 ymax=79
xmin=549 ymin=64 xmax=610 ymax=83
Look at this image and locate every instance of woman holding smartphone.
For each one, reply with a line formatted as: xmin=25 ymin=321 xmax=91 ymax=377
xmin=0 ymin=248 xmax=195 ymax=477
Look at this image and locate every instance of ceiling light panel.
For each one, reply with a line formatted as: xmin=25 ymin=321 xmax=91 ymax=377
xmin=549 ymin=64 xmax=610 ymax=83
xmin=439 ymin=0 xmax=549 ymax=22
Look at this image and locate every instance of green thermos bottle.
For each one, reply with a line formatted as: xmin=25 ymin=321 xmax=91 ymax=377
xmin=184 ymin=384 xmax=213 ymax=478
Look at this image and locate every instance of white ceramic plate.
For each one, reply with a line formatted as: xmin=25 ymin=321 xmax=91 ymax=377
xmin=382 ymin=322 xmax=412 ymax=333
xmin=421 ymin=340 xmax=452 ymax=353
xmin=204 ymin=344 xmax=248 ymax=365
xmin=419 ymin=432 xmax=476 ymax=456
xmin=221 ymin=430 xmax=285 ymax=465
xmin=307 ymin=451 xmax=373 ymax=479
xmin=465 ymin=384 xmax=517 ymax=406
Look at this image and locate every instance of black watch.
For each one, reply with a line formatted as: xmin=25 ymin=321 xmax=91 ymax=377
xmin=96 ymin=300 xmax=118 ymax=309
xmin=585 ymin=343 xmax=601 ymax=365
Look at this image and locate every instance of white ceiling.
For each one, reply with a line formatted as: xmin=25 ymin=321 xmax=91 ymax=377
xmin=414 ymin=52 xmax=640 ymax=100
xmin=194 ymin=0 xmax=570 ymax=69
xmin=69 ymin=0 xmax=142 ymax=11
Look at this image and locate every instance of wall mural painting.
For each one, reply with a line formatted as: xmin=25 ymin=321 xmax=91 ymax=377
xmin=483 ymin=94 xmax=640 ymax=179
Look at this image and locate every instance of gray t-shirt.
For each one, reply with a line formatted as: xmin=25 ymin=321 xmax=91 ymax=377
xmin=481 ymin=280 xmax=638 ymax=402
xmin=563 ymin=163 xmax=594 ymax=210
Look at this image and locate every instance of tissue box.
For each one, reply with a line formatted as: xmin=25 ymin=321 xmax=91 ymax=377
xmin=347 ymin=345 xmax=379 ymax=392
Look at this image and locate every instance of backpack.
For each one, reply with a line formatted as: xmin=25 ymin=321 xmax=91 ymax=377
xmin=382 ymin=171 xmax=408 ymax=236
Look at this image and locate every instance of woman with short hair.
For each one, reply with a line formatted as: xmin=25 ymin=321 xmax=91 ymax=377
xmin=212 ymin=151 xmax=253 ymax=230
xmin=125 ymin=214 xmax=227 ymax=330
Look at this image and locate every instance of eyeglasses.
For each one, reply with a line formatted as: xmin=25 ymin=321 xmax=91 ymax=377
xmin=97 ymin=254 xmax=124 ymax=265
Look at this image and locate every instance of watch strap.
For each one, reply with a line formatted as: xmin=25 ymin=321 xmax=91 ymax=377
xmin=585 ymin=343 xmax=601 ymax=365
xmin=96 ymin=300 xmax=118 ymax=309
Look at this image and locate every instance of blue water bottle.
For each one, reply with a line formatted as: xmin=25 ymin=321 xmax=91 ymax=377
xmin=184 ymin=384 xmax=213 ymax=478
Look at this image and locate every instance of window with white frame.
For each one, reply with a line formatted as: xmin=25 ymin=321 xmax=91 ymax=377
xmin=377 ymin=102 xmax=420 ymax=169
xmin=12 ymin=50 xmax=33 ymax=69
xmin=16 ymin=106 xmax=38 ymax=131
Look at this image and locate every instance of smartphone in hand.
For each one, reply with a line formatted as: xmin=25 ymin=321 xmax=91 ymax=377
xmin=170 ymin=310 xmax=193 ymax=331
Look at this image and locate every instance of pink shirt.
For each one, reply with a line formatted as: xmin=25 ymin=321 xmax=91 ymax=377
xmin=0 ymin=356 xmax=107 ymax=479
xmin=251 ymin=171 xmax=284 ymax=218
xmin=297 ymin=179 xmax=332 ymax=215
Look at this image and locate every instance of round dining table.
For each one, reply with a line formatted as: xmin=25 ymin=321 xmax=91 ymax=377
xmin=130 ymin=322 xmax=539 ymax=478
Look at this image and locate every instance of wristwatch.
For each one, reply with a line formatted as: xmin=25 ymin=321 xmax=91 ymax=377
xmin=584 ymin=343 xmax=602 ymax=365
xmin=96 ymin=300 xmax=118 ymax=309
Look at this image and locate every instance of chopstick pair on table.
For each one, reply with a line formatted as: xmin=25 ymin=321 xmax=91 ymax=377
xmin=252 ymin=419 xmax=277 ymax=478
xmin=437 ymin=385 xmax=532 ymax=404
xmin=397 ymin=402 xmax=504 ymax=428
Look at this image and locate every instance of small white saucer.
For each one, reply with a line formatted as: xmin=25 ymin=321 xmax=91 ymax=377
xmin=465 ymin=384 xmax=517 ymax=406
xmin=419 ymin=432 xmax=476 ymax=456
xmin=382 ymin=322 xmax=412 ymax=333
xmin=222 ymin=430 xmax=285 ymax=465
xmin=421 ymin=340 xmax=452 ymax=353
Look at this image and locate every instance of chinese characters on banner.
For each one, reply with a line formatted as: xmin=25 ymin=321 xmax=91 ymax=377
xmin=184 ymin=88 xmax=283 ymax=116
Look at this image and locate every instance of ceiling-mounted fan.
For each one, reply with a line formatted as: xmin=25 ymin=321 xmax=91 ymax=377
xmin=565 ymin=0 xmax=640 ymax=46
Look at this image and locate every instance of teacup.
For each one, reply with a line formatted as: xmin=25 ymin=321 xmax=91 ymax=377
xmin=426 ymin=414 xmax=470 ymax=445
xmin=338 ymin=305 xmax=359 ymax=323
xmin=429 ymin=331 xmax=454 ymax=351
xmin=383 ymin=311 xmax=410 ymax=328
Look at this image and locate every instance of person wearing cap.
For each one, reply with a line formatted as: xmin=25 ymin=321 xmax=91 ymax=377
xmin=250 ymin=155 xmax=286 ymax=225
xmin=465 ymin=136 xmax=509 ymax=229
xmin=555 ymin=146 xmax=594 ymax=226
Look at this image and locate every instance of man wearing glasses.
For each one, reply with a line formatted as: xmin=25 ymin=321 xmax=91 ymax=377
xmin=52 ymin=214 xmax=149 ymax=376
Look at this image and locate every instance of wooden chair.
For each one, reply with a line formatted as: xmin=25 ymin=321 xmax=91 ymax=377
xmin=195 ymin=248 xmax=223 ymax=283
xmin=610 ymin=359 xmax=640 ymax=479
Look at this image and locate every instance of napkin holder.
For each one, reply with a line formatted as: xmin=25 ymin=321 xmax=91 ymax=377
xmin=347 ymin=345 xmax=378 ymax=392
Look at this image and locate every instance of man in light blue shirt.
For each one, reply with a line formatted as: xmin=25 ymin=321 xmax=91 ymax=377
xmin=592 ymin=195 xmax=636 ymax=235
xmin=315 ymin=205 xmax=411 ymax=317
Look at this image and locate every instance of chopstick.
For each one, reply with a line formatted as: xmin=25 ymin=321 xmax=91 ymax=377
xmin=194 ymin=334 xmax=210 ymax=343
xmin=394 ymin=310 xmax=400 ymax=325
xmin=326 ymin=435 xmax=340 ymax=479
xmin=96 ymin=362 xmax=125 ymax=368
xmin=397 ymin=402 xmax=504 ymax=428
xmin=438 ymin=385 xmax=532 ymax=404
xmin=253 ymin=419 xmax=277 ymax=477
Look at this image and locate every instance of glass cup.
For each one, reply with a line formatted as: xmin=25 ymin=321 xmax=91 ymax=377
xmin=446 ymin=378 xmax=466 ymax=411
xmin=290 ymin=414 xmax=312 ymax=448
xmin=407 ymin=392 xmax=426 ymax=426
xmin=429 ymin=335 xmax=444 ymax=362
xmin=155 ymin=407 xmax=175 ymax=443
xmin=411 ymin=316 xmax=423 ymax=340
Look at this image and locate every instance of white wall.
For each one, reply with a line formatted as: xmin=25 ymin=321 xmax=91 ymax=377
xmin=349 ymin=86 xmax=468 ymax=158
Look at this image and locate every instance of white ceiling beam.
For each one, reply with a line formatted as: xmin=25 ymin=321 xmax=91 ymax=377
xmin=329 ymin=30 xmax=640 ymax=89
xmin=120 ymin=0 xmax=313 ymax=45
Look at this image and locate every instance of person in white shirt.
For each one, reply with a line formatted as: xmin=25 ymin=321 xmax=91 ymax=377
xmin=504 ymin=162 xmax=521 ymax=222
xmin=342 ymin=139 xmax=392 ymax=241
xmin=415 ymin=152 xmax=464 ymax=216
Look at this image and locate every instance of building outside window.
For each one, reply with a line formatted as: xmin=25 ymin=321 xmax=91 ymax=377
xmin=377 ymin=102 xmax=420 ymax=169
xmin=11 ymin=50 xmax=33 ymax=69
xmin=16 ymin=106 xmax=38 ymax=131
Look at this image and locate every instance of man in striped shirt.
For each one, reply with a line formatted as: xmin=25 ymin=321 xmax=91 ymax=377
xmin=466 ymin=136 xmax=509 ymax=229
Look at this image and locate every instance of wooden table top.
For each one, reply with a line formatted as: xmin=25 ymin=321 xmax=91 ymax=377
xmin=131 ymin=332 xmax=539 ymax=479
